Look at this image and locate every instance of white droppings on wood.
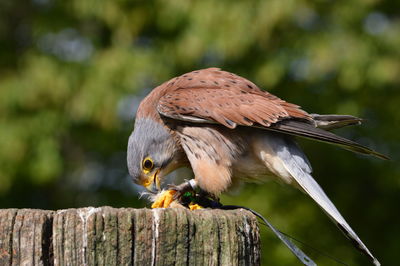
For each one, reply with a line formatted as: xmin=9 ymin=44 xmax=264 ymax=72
xmin=78 ymin=207 xmax=101 ymax=266
xmin=151 ymin=209 xmax=161 ymax=266
xmin=242 ymin=213 xmax=252 ymax=253
xmin=102 ymin=213 xmax=106 ymax=241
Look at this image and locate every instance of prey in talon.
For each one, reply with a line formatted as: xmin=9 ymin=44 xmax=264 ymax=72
xmin=127 ymin=68 xmax=387 ymax=265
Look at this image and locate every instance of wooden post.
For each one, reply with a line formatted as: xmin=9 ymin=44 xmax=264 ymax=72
xmin=0 ymin=207 xmax=260 ymax=265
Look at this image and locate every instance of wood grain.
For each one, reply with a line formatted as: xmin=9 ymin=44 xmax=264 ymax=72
xmin=0 ymin=207 xmax=260 ymax=265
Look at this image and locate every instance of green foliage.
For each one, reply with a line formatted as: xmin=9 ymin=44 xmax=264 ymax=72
xmin=0 ymin=0 xmax=399 ymax=264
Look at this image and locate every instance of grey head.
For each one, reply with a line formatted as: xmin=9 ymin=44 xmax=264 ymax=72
xmin=127 ymin=118 xmax=182 ymax=192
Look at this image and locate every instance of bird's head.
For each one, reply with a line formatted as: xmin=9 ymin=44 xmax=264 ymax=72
xmin=127 ymin=118 xmax=182 ymax=193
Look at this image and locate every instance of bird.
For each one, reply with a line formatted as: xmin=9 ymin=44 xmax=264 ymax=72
xmin=127 ymin=67 xmax=386 ymax=265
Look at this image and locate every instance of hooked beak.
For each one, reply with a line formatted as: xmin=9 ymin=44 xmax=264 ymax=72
xmin=142 ymin=170 xmax=161 ymax=193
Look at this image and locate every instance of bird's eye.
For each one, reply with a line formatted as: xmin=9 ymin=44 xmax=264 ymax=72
xmin=142 ymin=157 xmax=154 ymax=172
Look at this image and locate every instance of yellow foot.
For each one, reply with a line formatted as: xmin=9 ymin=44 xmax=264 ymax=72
xmin=151 ymin=190 xmax=176 ymax=208
xmin=188 ymin=203 xmax=203 ymax=210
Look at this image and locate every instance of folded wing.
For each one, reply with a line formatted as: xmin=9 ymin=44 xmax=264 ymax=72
xmin=156 ymin=68 xmax=387 ymax=160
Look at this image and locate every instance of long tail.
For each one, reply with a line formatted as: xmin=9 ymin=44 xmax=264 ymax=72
xmin=276 ymin=140 xmax=381 ymax=266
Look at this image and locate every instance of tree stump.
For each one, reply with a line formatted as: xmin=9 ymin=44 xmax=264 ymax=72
xmin=0 ymin=207 xmax=260 ymax=265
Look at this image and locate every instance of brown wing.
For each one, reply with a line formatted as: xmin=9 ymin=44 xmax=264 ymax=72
xmin=157 ymin=68 xmax=311 ymax=129
xmin=155 ymin=68 xmax=388 ymax=160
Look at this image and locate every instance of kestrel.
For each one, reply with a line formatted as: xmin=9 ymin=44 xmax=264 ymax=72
xmin=127 ymin=68 xmax=386 ymax=265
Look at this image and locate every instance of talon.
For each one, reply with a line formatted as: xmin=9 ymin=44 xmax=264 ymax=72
xmin=189 ymin=203 xmax=203 ymax=210
xmin=151 ymin=190 xmax=176 ymax=208
xmin=168 ymin=181 xmax=196 ymax=201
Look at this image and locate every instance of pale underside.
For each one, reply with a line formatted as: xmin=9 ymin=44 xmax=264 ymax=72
xmin=176 ymin=125 xmax=303 ymax=195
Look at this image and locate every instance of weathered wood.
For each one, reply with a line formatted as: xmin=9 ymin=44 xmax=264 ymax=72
xmin=0 ymin=207 xmax=260 ymax=265
xmin=0 ymin=209 xmax=53 ymax=266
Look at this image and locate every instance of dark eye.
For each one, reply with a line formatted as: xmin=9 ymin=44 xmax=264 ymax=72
xmin=142 ymin=157 xmax=154 ymax=171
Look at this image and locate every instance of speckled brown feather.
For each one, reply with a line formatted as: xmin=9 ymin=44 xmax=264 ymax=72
xmin=156 ymin=68 xmax=311 ymax=129
xmin=136 ymin=81 xmax=169 ymax=121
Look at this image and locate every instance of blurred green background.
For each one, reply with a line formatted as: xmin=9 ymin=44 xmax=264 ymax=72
xmin=0 ymin=0 xmax=399 ymax=265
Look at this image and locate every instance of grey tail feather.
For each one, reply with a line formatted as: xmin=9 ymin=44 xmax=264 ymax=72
xmin=336 ymin=224 xmax=381 ymax=266
xmin=282 ymin=158 xmax=381 ymax=266
xmin=269 ymin=120 xmax=389 ymax=160
xmin=311 ymin=114 xmax=362 ymax=130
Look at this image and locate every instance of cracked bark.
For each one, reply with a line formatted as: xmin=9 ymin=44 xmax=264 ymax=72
xmin=0 ymin=207 xmax=260 ymax=266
